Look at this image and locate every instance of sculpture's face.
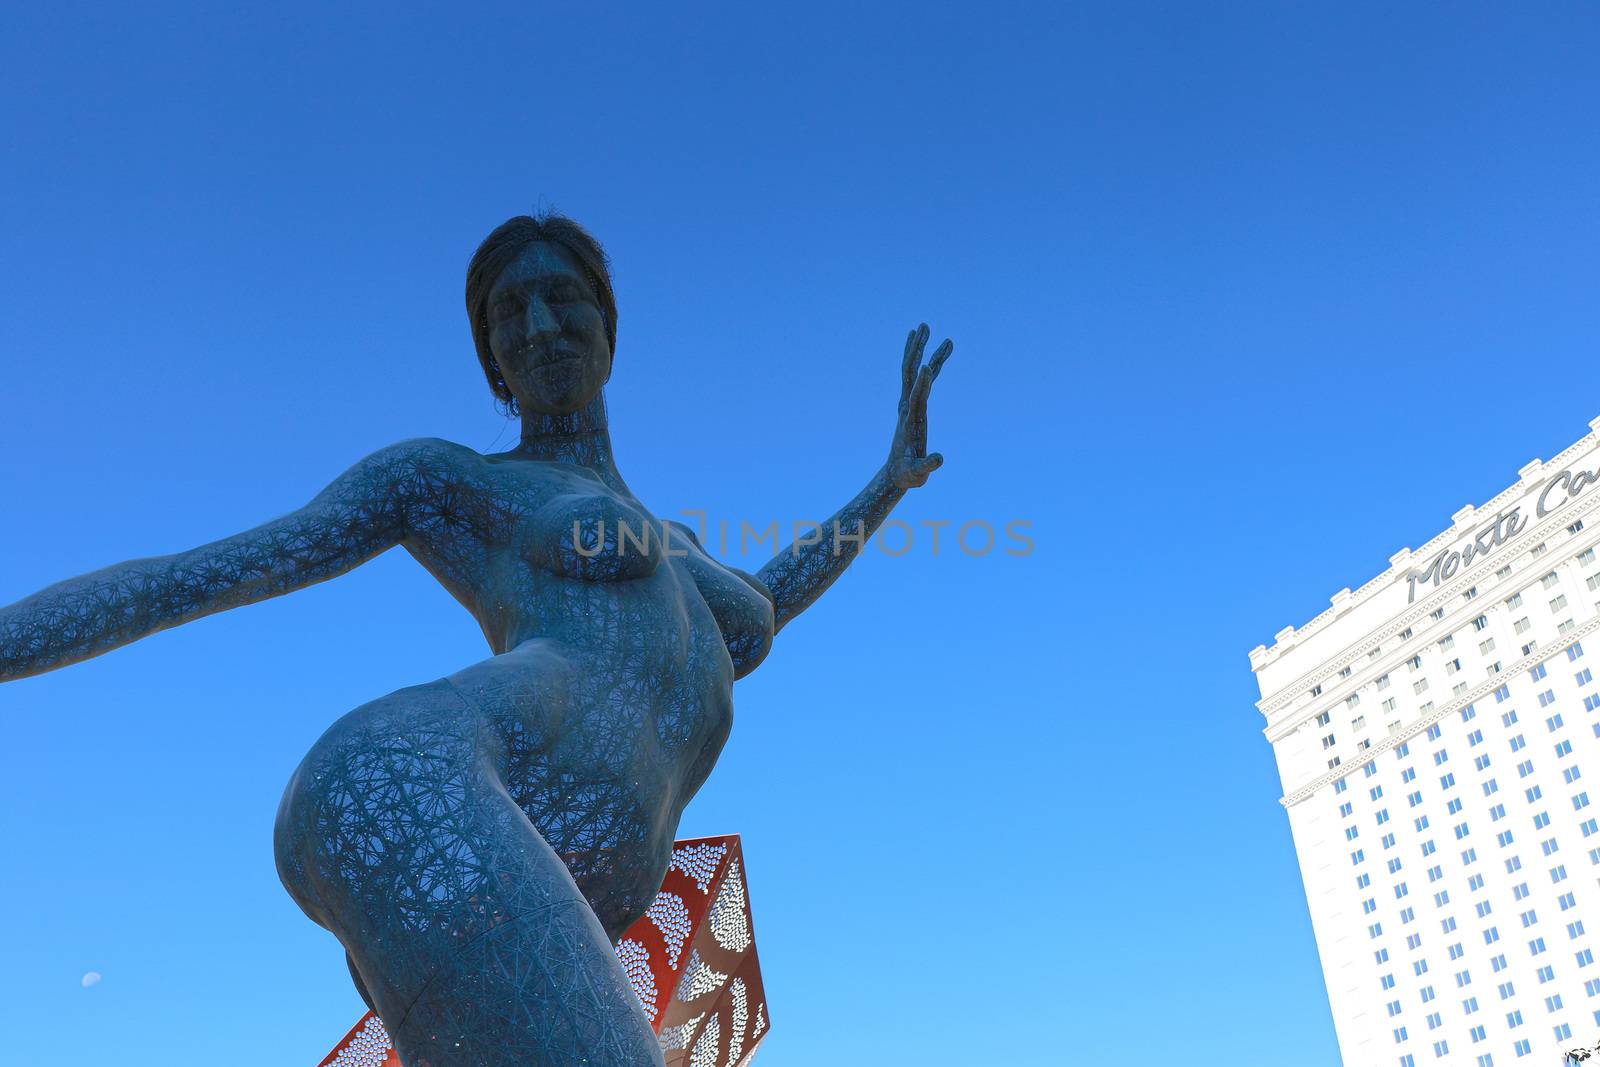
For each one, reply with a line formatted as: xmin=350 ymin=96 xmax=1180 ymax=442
xmin=486 ymin=242 xmax=611 ymax=416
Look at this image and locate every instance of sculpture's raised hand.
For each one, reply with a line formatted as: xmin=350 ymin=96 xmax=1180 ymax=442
xmin=886 ymin=323 xmax=953 ymax=490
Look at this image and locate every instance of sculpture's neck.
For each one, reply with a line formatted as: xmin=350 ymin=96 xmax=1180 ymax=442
xmin=515 ymin=392 xmax=628 ymax=493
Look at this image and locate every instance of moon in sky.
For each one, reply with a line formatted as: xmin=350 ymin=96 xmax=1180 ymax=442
xmin=80 ymin=972 xmax=102 ymax=988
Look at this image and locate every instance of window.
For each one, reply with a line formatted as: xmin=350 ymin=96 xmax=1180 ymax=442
xmin=1508 ymin=592 xmax=1525 ymax=609
xmin=1415 ymin=678 xmax=1430 ymax=695
xmin=1548 ymin=714 xmax=1566 ymax=732
xmin=1516 ymin=617 xmax=1532 ymax=635
xmin=1532 ymin=663 xmax=1549 ymax=681
xmin=1341 ymin=665 xmax=1353 ymax=678
xmin=1543 ymin=572 xmax=1561 ymax=590
xmin=1552 ymin=594 xmax=1569 ymax=612
xmin=1495 ymin=685 xmax=1512 ymax=703
xmin=1324 ymin=734 xmax=1337 ymax=749
xmin=1581 ymin=548 xmax=1596 ymax=565
xmin=1447 ymin=658 xmax=1463 ymax=675
xmin=1572 ymin=521 xmax=1587 ymax=535
xmin=1378 ymin=673 xmax=1392 ymax=690
xmin=1440 ymin=635 xmax=1456 ymax=652
xmin=1432 ymin=607 xmax=1446 ymax=621
xmin=1473 ymin=614 xmax=1489 ymax=630
xmin=1465 ymin=587 xmax=1479 ymax=601
xmin=1578 ymin=668 xmax=1594 ymax=686
xmin=1571 ymin=642 xmax=1587 ymax=661
xmin=1481 ymin=638 xmax=1497 ymax=655
xmin=1348 ymin=693 xmax=1362 ymax=708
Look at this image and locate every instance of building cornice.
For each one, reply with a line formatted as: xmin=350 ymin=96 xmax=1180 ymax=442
xmin=1258 ymin=503 xmax=1600 ymax=742
xmin=1249 ymin=416 xmax=1600 ymax=679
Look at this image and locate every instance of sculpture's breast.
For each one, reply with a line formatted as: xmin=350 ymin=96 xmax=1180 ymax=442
xmin=523 ymin=491 xmax=663 ymax=582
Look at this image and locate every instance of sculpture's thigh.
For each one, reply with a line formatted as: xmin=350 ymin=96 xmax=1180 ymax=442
xmin=273 ymin=678 xmax=663 ymax=1067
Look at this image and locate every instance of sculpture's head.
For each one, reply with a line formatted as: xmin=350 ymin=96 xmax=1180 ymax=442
xmin=466 ymin=214 xmax=618 ymax=417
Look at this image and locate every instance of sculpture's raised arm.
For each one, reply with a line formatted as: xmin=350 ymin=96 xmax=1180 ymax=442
xmin=756 ymin=324 xmax=952 ymax=633
xmin=0 ymin=438 xmax=445 ymax=682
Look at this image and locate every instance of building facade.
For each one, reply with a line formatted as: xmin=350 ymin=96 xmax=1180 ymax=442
xmin=1251 ymin=417 xmax=1600 ymax=1066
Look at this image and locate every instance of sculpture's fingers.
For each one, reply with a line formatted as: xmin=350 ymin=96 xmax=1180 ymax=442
xmin=928 ymin=338 xmax=953 ymax=377
xmin=900 ymin=325 xmax=926 ymax=405
xmin=908 ymin=363 xmax=936 ymax=449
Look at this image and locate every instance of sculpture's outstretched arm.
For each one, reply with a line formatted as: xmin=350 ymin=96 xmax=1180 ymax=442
xmin=756 ymin=324 xmax=952 ymax=634
xmin=0 ymin=438 xmax=445 ymax=682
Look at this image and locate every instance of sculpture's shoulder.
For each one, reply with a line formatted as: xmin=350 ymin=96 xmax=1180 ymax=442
xmin=356 ymin=436 xmax=479 ymax=485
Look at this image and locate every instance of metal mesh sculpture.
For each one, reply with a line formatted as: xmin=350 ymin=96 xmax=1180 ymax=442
xmin=0 ymin=214 xmax=952 ymax=1066
xmin=318 ymin=835 xmax=769 ymax=1067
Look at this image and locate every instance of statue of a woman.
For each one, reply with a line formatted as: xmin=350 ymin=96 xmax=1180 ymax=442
xmin=0 ymin=214 xmax=952 ymax=1066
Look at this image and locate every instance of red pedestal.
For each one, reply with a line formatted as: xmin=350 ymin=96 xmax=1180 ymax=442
xmin=315 ymin=834 xmax=769 ymax=1067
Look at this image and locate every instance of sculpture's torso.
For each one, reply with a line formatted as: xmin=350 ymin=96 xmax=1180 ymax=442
xmin=391 ymin=441 xmax=774 ymax=935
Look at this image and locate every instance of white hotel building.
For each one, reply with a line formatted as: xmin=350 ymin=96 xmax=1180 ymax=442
xmin=1251 ymin=417 xmax=1600 ymax=1066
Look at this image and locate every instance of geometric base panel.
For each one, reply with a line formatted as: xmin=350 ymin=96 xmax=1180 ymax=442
xmin=315 ymin=834 xmax=769 ymax=1067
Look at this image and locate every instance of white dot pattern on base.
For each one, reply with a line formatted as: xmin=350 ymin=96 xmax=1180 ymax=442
xmin=688 ymin=1011 xmax=721 ymax=1067
xmin=658 ymin=1011 xmax=705 ymax=1052
xmin=615 ymin=938 xmax=658 ymax=1017
xmin=724 ymin=977 xmax=749 ymax=1067
xmin=646 ymin=891 xmax=693 ymax=968
xmin=669 ymin=842 xmax=728 ymax=894
xmin=708 ymin=858 xmax=751 ymax=953
xmin=327 ymin=1014 xmax=391 ymax=1067
xmin=675 ymin=948 xmax=729 ymax=1002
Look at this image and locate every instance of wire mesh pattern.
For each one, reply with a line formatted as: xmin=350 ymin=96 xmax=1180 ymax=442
xmin=316 ymin=835 xmax=769 ymax=1067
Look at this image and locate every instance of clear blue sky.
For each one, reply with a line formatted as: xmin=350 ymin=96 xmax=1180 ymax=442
xmin=1 ymin=4 xmax=1597 ymax=1065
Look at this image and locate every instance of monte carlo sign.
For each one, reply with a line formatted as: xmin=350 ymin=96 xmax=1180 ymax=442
xmin=1407 ymin=463 xmax=1600 ymax=604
